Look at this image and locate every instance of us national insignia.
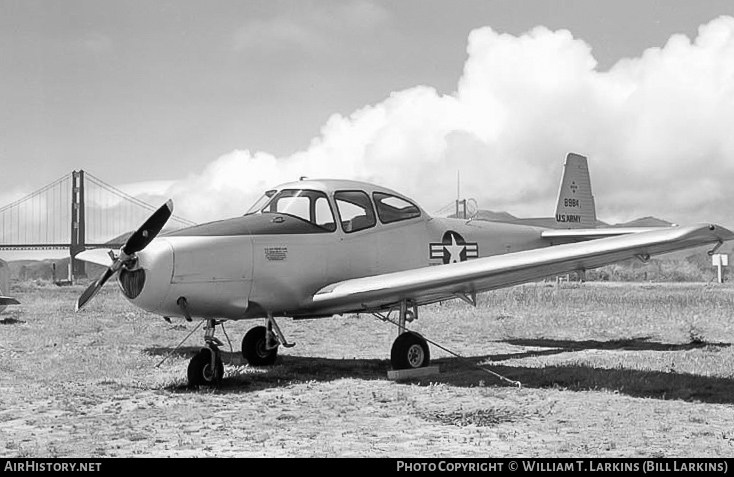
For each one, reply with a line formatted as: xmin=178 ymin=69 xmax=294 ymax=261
xmin=429 ymin=231 xmax=479 ymax=264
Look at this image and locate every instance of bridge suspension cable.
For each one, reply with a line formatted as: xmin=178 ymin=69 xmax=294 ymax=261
xmin=0 ymin=170 xmax=196 ymax=273
xmin=0 ymin=173 xmax=72 ymax=249
xmin=83 ymin=172 xmax=195 ymax=245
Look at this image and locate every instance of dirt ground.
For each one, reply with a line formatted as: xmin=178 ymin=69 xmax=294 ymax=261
xmin=2 ymin=282 xmax=734 ymax=457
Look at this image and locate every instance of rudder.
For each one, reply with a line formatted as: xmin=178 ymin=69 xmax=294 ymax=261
xmin=554 ymin=153 xmax=597 ymax=228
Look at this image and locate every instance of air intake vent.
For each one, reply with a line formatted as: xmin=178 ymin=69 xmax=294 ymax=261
xmin=119 ymin=268 xmax=145 ymax=299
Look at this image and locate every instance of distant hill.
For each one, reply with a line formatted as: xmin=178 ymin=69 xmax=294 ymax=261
xmin=471 ymin=210 xmax=519 ymax=222
xmin=6 ymin=257 xmax=106 ymax=283
xmin=461 ymin=209 xmax=682 ymax=229
xmin=612 ymin=216 xmax=675 ymax=228
xmin=7 ymin=259 xmax=63 ymax=282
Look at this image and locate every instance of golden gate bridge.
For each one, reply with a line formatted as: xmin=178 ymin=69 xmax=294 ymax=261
xmin=0 ymin=170 xmax=195 ymax=280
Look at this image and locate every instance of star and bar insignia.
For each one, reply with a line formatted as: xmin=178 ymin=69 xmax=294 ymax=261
xmin=429 ymin=231 xmax=479 ymax=264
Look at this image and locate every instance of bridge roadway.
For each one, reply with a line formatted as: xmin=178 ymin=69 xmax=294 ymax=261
xmin=0 ymin=243 xmax=124 ymax=251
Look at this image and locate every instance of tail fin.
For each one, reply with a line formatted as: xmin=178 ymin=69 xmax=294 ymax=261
xmin=554 ymin=153 xmax=597 ymax=229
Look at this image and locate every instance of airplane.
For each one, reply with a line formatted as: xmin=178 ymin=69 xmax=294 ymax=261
xmin=0 ymin=295 xmax=20 ymax=314
xmin=0 ymin=260 xmax=19 ymax=313
xmin=74 ymin=153 xmax=734 ymax=387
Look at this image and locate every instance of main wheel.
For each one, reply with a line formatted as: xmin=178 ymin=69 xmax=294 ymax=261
xmin=187 ymin=348 xmax=224 ymax=387
xmin=242 ymin=326 xmax=278 ymax=366
xmin=391 ymin=332 xmax=430 ymax=370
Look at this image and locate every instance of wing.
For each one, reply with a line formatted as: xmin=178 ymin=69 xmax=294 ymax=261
xmin=303 ymin=224 xmax=733 ymax=316
xmin=0 ymin=296 xmax=20 ymax=306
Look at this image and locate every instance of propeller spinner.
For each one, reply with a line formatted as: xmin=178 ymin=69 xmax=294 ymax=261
xmin=75 ymin=200 xmax=173 ymax=311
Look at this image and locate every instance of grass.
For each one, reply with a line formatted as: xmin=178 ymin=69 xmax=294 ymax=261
xmin=1 ymin=280 xmax=734 ymax=457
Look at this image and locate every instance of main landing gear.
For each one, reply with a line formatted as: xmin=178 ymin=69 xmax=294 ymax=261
xmin=241 ymin=314 xmax=295 ymax=366
xmin=385 ymin=299 xmax=431 ymax=370
xmin=183 ymin=299 xmax=430 ymax=387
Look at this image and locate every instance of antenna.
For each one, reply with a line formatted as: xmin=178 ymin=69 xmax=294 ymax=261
xmin=455 ymin=171 xmax=466 ymax=219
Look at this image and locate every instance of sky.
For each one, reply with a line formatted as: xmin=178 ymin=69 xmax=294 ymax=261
xmin=2 ymin=0 xmax=734 ymax=238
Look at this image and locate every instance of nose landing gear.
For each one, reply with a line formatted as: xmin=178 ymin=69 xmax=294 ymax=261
xmin=187 ymin=318 xmax=224 ymax=387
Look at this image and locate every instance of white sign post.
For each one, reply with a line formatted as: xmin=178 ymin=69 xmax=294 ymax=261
xmin=712 ymin=254 xmax=729 ymax=283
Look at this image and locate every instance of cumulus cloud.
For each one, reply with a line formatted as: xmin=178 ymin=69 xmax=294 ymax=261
xmin=159 ymin=16 xmax=734 ymax=227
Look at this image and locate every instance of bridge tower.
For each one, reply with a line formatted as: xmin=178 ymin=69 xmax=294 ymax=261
xmin=70 ymin=170 xmax=86 ymax=279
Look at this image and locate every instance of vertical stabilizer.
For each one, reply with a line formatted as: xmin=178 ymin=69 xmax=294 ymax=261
xmin=554 ymin=153 xmax=597 ymax=228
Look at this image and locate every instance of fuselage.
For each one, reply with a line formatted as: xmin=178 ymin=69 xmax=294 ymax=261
xmin=120 ymin=179 xmax=550 ymax=320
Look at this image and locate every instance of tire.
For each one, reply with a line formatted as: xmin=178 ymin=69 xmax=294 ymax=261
xmin=187 ymin=348 xmax=224 ymax=387
xmin=391 ymin=332 xmax=430 ymax=370
xmin=242 ymin=326 xmax=278 ymax=366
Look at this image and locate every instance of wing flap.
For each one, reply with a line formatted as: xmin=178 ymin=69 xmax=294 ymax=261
xmin=305 ymin=224 xmax=733 ymax=315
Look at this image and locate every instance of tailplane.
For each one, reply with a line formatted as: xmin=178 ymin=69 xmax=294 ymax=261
xmin=554 ymin=153 xmax=597 ymax=229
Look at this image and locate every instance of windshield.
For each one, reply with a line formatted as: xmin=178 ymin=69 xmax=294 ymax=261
xmin=246 ymin=188 xmax=336 ymax=232
xmin=245 ymin=190 xmax=276 ymax=215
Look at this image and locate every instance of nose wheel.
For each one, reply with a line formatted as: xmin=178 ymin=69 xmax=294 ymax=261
xmin=187 ymin=318 xmax=225 ymax=387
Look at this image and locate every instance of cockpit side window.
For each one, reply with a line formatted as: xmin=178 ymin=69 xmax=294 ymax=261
xmin=373 ymin=192 xmax=421 ymax=224
xmin=334 ymin=190 xmax=376 ymax=233
xmin=251 ymin=189 xmax=336 ymax=232
xmin=312 ymin=196 xmax=337 ymax=230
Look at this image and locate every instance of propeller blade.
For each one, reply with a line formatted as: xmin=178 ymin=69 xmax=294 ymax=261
xmin=122 ymin=200 xmax=173 ymax=255
xmin=76 ymin=199 xmax=173 ymax=312
xmin=76 ymin=267 xmax=116 ymax=312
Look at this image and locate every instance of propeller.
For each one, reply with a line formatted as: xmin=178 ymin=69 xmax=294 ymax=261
xmin=76 ymin=200 xmax=173 ymax=311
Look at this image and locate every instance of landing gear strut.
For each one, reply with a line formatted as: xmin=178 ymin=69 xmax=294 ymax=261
xmin=386 ymin=299 xmax=431 ymax=370
xmin=187 ymin=318 xmax=224 ymax=387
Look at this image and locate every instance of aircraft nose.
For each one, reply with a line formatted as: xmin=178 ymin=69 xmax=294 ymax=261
xmin=120 ymin=238 xmax=174 ymax=312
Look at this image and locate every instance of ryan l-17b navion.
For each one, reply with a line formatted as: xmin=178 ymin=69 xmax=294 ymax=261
xmin=75 ymin=153 xmax=734 ymax=386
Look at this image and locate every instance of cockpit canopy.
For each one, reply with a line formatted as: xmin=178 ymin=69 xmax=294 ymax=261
xmin=246 ymin=180 xmax=423 ymax=234
xmin=166 ymin=179 xmax=426 ymax=239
